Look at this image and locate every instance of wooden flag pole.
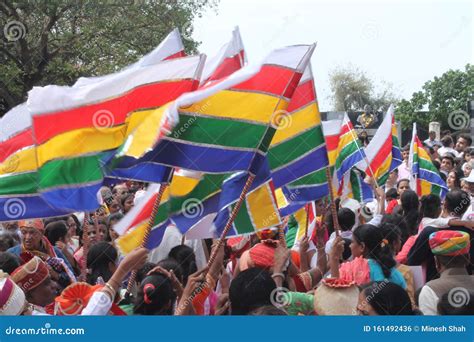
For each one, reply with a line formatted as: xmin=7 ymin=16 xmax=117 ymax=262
xmin=325 ymin=167 xmax=341 ymax=236
xmin=125 ymin=183 xmax=168 ymax=295
xmin=174 ymin=174 xmax=255 ymax=315
xmin=80 ymin=213 xmax=91 ymax=281
xmin=304 ymin=203 xmax=310 ymax=238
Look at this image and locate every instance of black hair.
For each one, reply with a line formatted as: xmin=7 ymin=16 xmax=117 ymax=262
xmin=135 ymin=262 xmax=157 ymax=284
xmin=435 ymin=254 xmax=469 ymax=268
xmin=157 ymin=258 xmax=184 ymax=284
xmin=168 ymin=245 xmax=197 ymax=285
xmin=432 ymin=159 xmax=441 ymax=171
xmin=337 ymin=208 xmax=356 ymax=231
xmin=385 ymin=188 xmax=399 ymax=201
xmin=352 ymin=224 xmax=396 ymax=278
xmin=121 ymin=193 xmax=134 ymax=207
xmin=441 ymin=135 xmax=453 ymax=147
xmin=67 ymin=214 xmax=82 ymax=246
xmin=419 ymin=194 xmax=441 ymax=219
xmin=248 ymin=305 xmax=287 ymax=316
xmin=396 ymin=178 xmax=410 ymax=189
xmin=0 ymin=233 xmax=18 ymax=252
xmin=86 ymin=242 xmax=118 ymax=285
xmin=0 ymin=252 xmax=21 ymax=274
xmin=229 ymin=267 xmax=276 ymax=315
xmin=447 ymin=169 xmax=462 ymax=189
xmin=400 ymin=190 xmax=420 ymax=239
xmin=380 ymin=223 xmax=402 ymax=253
xmin=107 ymin=213 xmax=124 ymax=228
xmin=361 ymin=281 xmax=415 ymax=315
xmin=457 ymin=133 xmax=473 ymax=147
xmin=133 ymin=274 xmax=175 ymax=315
xmin=342 ymin=238 xmax=352 ymax=261
xmin=441 ymin=154 xmax=455 ymax=165
xmin=445 ymin=190 xmax=471 ymax=216
xmin=44 ymin=221 xmax=68 ymax=246
xmin=437 ymin=290 xmax=474 ymax=315
xmin=381 ymin=214 xmax=408 ymax=237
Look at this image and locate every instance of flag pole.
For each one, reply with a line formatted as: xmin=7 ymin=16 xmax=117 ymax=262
xmin=325 ymin=167 xmax=340 ymax=236
xmin=304 ymin=203 xmax=310 ymax=238
xmin=125 ymin=183 xmax=169 ymax=296
xmin=79 ymin=213 xmax=91 ymax=281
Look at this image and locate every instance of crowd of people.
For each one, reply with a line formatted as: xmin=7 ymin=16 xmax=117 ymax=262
xmin=0 ymin=129 xmax=473 ymax=316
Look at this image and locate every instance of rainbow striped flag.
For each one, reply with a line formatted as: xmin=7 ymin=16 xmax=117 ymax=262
xmin=115 ymin=166 xmax=280 ymax=253
xmin=340 ymin=168 xmax=375 ymax=203
xmin=28 ymin=54 xmax=205 ymax=211
xmin=114 ymin=45 xmax=315 ymax=249
xmin=409 ymin=123 xmax=448 ymax=197
xmin=360 ymin=105 xmax=402 ymax=185
xmin=286 ymin=202 xmax=317 ymax=249
xmin=268 ymin=63 xmax=329 ymax=206
xmin=107 ymin=27 xmax=247 ymax=183
xmin=0 ymin=104 xmax=74 ymax=221
xmin=322 ymin=119 xmax=341 ymax=166
xmin=334 ymin=113 xmax=366 ymax=193
xmin=118 ymin=44 xmax=315 ymax=176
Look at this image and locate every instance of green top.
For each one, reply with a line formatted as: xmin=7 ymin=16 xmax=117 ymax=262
xmin=281 ymin=292 xmax=314 ymax=316
xmin=285 ymin=215 xmax=298 ymax=248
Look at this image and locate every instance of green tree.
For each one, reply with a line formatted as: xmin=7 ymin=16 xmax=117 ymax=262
xmin=329 ymin=64 xmax=399 ymax=112
xmin=0 ymin=0 xmax=217 ymax=115
xmin=395 ymin=64 xmax=473 ymax=129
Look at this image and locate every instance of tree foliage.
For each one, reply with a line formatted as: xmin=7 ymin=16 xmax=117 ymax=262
xmin=395 ymin=64 xmax=473 ymax=129
xmin=329 ymin=65 xmax=399 ymax=112
xmin=0 ymin=0 xmax=217 ymax=115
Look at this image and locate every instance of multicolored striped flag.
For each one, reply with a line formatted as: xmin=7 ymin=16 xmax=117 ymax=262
xmin=409 ymin=123 xmax=448 ymax=197
xmin=115 ymin=167 xmax=280 ymax=252
xmin=114 ymin=44 xmax=315 ymax=249
xmin=287 ymin=202 xmax=317 ymax=250
xmin=108 ymin=27 xmax=247 ymax=183
xmin=0 ymin=104 xmax=74 ymax=221
xmin=322 ymin=119 xmax=341 ymax=166
xmin=268 ymin=63 xmax=329 ymax=205
xmin=334 ymin=113 xmax=367 ymax=193
xmin=28 ymin=54 xmax=205 ymax=211
xmin=118 ymin=44 xmax=315 ymax=176
xmin=359 ymin=105 xmax=402 ymax=185
xmin=340 ymin=168 xmax=375 ymax=203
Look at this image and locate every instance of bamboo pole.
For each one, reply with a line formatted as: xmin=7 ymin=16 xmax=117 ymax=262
xmin=125 ymin=183 xmax=168 ymax=295
xmin=325 ymin=167 xmax=340 ymax=236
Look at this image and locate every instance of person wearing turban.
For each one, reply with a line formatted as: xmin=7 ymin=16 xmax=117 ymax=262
xmin=7 ymin=220 xmax=73 ymax=273
xmin=418 ymin=230 xmax=474 ymax=315
xmin=11 ymin=256 xmax=57 ymax=314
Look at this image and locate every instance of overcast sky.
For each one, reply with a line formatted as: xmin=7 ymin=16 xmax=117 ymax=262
xmin=193 ymin=0 xmax=473 ymax=111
